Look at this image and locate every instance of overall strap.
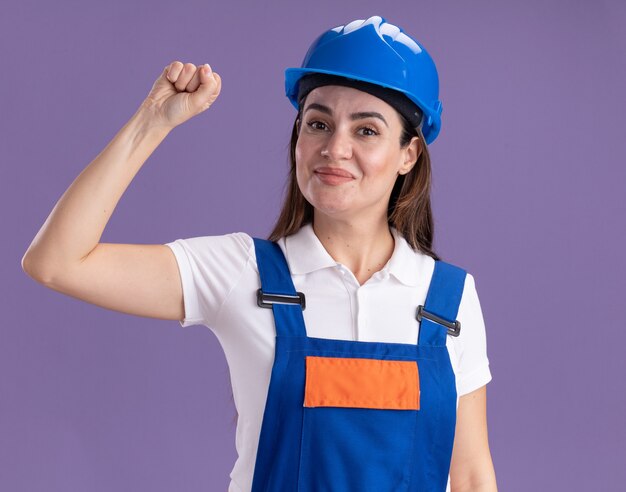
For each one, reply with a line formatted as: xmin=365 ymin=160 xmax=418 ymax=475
xmin=417 ymin=260 xmax=467 ymax=346
xmin=253 ymin=238 xmax=307 ymax=338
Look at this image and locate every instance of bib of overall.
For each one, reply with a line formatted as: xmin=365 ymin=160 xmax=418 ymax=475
xmin=250 ymin=238 xmax=466 ymax=492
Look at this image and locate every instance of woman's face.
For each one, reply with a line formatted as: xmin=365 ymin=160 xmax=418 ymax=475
xmin=295 ymin=85 xmax=419 ymax=224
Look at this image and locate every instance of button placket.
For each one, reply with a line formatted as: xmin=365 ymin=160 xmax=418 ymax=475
xmin=356 ymin=286 xmax=366 ymax=340
xmin=336 ymin=263 xmax=359 ymax=341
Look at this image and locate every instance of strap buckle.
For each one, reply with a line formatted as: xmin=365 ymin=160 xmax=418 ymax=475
xmin=416 ymin=305 xmax=461 ymax=337
xmin=256 ymin=289 xmax=306 ymax=310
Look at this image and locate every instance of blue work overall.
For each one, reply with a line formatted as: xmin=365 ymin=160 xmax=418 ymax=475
xmin=250 ymin=238 xmax=466 ymax=492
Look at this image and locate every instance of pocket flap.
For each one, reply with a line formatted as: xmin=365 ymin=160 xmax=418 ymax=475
xmin=303 ymin=356 xmax=420 ymax=410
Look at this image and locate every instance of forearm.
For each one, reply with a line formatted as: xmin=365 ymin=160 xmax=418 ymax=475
xmin=22 ymin=105 xmax=170 ymax=280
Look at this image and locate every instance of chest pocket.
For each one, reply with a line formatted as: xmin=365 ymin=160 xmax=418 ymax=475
xmin=298 ymin=355 xmax=421 ymax=491
xmin=304 ymin=355 xmax=420 ymax=409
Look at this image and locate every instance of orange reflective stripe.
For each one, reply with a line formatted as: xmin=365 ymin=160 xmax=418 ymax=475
xmin=303 ymin=356 xmax=420 ymax=410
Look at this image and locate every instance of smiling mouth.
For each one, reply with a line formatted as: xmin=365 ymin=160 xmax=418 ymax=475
xmin=314 ymin=168 xmax=355 ymax=185
xmin=314 ymin=167 xmax=354 ymax=178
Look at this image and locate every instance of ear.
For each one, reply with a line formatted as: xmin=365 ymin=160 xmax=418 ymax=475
xmin=399 ymin=136 xmax=421 ymax=175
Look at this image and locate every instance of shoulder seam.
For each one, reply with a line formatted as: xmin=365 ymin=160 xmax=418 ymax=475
xmin=209 ymin=233 xmax=255 ymax=327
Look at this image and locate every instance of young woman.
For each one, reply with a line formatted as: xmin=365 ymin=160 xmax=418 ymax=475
xmin=22 ymin=15 xmax=497 ymax=492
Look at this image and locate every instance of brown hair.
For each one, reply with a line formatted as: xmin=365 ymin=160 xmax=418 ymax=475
xmin=267 ymin=100 xmax=441 ymax=261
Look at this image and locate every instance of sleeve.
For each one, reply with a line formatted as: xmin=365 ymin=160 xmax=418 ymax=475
xmin=454 ymin=272 xmax=493 ymax=396
xmin=164 ymin=232 xmax=253 ymax=329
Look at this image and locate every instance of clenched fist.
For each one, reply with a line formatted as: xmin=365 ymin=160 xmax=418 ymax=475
xmin=141 ymin=61 xmax=222 ymax=130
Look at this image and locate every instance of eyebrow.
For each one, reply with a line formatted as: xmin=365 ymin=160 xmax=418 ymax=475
xmin=303 ymin=102 xmax=389 ymax=128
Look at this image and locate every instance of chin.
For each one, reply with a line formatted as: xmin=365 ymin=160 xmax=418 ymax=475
xmin=305 ymin=193 xmax=348 ymax=212
xmin=310 ymin=201 xmax=355 ymax=219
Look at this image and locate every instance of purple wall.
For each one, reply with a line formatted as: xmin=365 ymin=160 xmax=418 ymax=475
xmin=3 ymin=1 xmax=625 ymax=490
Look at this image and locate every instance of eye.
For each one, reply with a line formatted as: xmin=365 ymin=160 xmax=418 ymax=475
xmin=306 ymin=120 xmax=328 ymax=131
xmin=359 ymin=126 xmax=378 ymax=137
xmin=305 ymin=120 xmax=379 ymax=137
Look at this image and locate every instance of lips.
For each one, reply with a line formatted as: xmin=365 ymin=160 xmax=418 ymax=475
xmin=314 ymin=167 xmax=354 ymax=178
xmin=313 ymin=166 xmax=355 ymax=186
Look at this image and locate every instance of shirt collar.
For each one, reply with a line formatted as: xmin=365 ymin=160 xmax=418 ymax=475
xmin=386 ymin=227 xmax=432 ymax=287
xmin=284 ymin=223 xmax=336 ymax=274
xmin=284 ymin=223 xmax=430 ymax=287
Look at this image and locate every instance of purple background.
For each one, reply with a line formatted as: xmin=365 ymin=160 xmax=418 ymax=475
xmin=3 ymin=1 xmax=625 ymax=490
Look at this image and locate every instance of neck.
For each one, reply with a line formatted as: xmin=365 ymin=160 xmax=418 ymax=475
xmin=312 ymin=210 xmax=395 ymax=286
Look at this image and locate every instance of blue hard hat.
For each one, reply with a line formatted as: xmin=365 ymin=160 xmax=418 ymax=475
xmin=285 ymin=16 xmax=443 ymax=145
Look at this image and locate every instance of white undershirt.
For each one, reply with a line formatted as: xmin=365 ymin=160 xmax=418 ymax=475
xmin=165 ymin=223 xmax=492 ymax=492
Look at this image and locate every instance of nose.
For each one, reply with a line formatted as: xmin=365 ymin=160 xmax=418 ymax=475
xmin=322 ymin=127 xmax=353 ymax=160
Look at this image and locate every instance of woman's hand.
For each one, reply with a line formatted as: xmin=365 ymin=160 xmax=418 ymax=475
xmin=140 ymin=61 xmax=222 ymax=130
